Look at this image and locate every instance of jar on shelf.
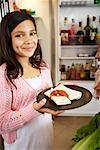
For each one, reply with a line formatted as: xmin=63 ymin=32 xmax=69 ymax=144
xmin=60 ymin=30 xmax=70 ymax=45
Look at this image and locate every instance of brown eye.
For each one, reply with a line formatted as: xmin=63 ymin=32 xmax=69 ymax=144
xmin=15 ymin=34 xmax=23 ymax=38
xmin=30 ymin=32 xmax=37 ymax=36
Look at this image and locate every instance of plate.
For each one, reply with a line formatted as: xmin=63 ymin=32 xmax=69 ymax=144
xmin=37 ymin=85 xmax=92 ymax=110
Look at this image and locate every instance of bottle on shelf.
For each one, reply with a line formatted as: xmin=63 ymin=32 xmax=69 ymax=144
xmin=90 ymin=16 xmax=97 ymax=44
xmin=70 ymin=63 xmax=76 ymax=80
xmin=69 ymin=18 xmax=77 ymax=45
xmin=76 ymin=21 xmax=84 ymax=45
xmin=91 ymin=16 xmax=97 ymax=33
xmin=75 ymin=63 xmax=81 ymax=80
xmin=80 ymin=64 xmax=85 ymax=80
xmin=84 ymin=15 xmax=92 ymax=45
xmin=64 ymin=17 xmax=67 ymax=26
xmin=60 ymin=65 xmax=66 ymax=80
xmin=84 ymin=62 xmax=91 ymax=80
xmin=66 ymin=66 xmax=71 ymax=80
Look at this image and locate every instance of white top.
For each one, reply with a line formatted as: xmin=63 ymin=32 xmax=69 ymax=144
xmin=4 ymin=76 xmax=53 ymax=150
xmin=26 ymin=75 xmax=42 ymax=90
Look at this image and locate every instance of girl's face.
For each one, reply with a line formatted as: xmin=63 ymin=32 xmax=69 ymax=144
xmin=11 ymin=20 xmax=38 ymax=60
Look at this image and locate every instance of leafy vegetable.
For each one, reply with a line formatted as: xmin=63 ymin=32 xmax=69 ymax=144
xmin=72 ymin=112 xmax=100 ymax=149
xmin=72 ymin=127 xmax=100 ymax=150
xmin=72 ymin=112 xmax=100 ymax=145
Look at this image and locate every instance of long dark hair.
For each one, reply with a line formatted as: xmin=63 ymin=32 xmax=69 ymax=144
xmin=0 ymin=11 xmax=46 ymax=84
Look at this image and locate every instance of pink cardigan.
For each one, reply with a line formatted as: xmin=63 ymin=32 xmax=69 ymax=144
xmin=0 ymin=64 xmax=53 ymax=144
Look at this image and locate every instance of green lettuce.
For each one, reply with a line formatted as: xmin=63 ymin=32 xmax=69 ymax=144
xmin=72 ymin=127 xmax=100 ymax=150
xmin=72 ymin=112 xmax=100 ymax=150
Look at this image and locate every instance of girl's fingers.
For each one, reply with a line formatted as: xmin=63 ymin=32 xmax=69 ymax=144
xmin=33 ymin=99 xmax=46 ymax=110
xmin=39 ymin=108 xmax=64 ymax=115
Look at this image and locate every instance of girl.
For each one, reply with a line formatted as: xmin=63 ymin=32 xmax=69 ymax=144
xmin=0 ymin=11 xmax=63 ymax=150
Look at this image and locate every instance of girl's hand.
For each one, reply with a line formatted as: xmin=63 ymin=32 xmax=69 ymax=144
xmin=94 ymin=82 xmax=100 ymax=90
xmin=94 ymin=82 xmax=100 ymax=99
xmin=33 ymin=99 xmax=64 ymax=116
xmin=95 ymin=51 xmax=100 ymax=61
xmin=94 ymin=69 xmax=100 ymax=99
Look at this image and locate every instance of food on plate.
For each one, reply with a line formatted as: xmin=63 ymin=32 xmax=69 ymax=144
xmin=50 ymin=90 xmax=69 ymax=98
xmin=50 ymin=96 xmax=71 ymax=105
xmin=44 ymin=84 xmax=82 ymax=105
xmin=54 ymin=84 xmax=82 ymax=100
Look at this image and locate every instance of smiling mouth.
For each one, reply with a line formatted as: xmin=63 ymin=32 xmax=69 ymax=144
xmin=23 ymin=47 xmax=34 ymax=51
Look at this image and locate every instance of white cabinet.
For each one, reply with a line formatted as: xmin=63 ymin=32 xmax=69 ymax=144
xmin=55 ymin=1 xmax=100 ymax=82
xmin=54 ymin=0 xmax=100 ymax=116
xmin=56 ymin=2 xmax=100 ymax=83
xmin=60 ymin=45 xmax=97 ymax=68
